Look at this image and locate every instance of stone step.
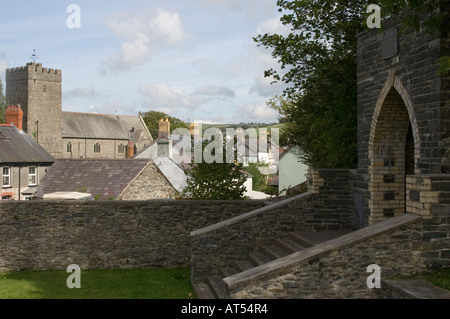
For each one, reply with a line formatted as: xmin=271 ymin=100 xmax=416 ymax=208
xmin=234 ymin=260 xmax=254 ymax=272
xmin=207 ymin=275 xmax=226 ymax=299
xmin=275 ymin=238 xmax=306 ymax=253
xmin=220 ymin=267 xmax=237 ymax=278
xmin=290 ymin=230 xmax=352 ymax=247
xmin=263 ymin=244 xmax=289 ymax=259
xmin=193 ymin=282 xmax=215 ymax=299
xmin=288 ymin=231 xmax=314 ymax=247
xmin=248 ymin=252 xmax=272 ymax=266
xmin=194 ymin=230 xmax=353 ymax=299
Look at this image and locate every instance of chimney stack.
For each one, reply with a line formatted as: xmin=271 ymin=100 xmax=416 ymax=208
xmin=126 ymin=140 xmax=135 ymax=159
xmin=5 ymin=105 xmax=24 ymax=130
xmin=158 ymin=118 xmax=170 ymax=137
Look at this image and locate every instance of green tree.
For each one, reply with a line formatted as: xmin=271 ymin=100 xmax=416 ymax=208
xmin=255 ymin=0 xmax=448 ymax=169
xmin=141 ymin=111 xmax=189 ymax=138
xmin=180 ymin=140 xmax=248 ymax=200
xmin=0 ymin=78 xmax=7 ymax=124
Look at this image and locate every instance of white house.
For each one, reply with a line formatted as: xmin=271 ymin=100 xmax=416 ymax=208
xmin=278 ymin=148 xmax=309 ymax=196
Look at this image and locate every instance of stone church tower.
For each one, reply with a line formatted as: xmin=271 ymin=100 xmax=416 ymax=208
xmin=5 ymin=62 xmax=63 ymax=158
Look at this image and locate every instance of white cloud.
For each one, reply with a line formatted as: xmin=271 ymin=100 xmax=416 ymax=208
xmin=64 ymin=87 xmax=97 ymax=99
xmin=138 ymin=84 xmax=205 ymax=112
xmin=256 ymin=17 xmax=291 ymax=36
xmin=249 ymin=75 xmax=288 ymax=98
xmin=192 ymin=85 xmax=235 ymax=98
xmin=138 ymin=83 xmax=236 ymax=114
xmin=232 ymin=101 xmax=279 ymax=123
xmin=89 ymin=100 xmax=135 ymax=116
xmin=102 ymin=8 xmax=189 ymax=73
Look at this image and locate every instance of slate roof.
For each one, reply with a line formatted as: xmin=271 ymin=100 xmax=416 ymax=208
xmin=153 ymin=157 xmax=187 ymax=193
xmin=61 ymin=112 xmax=150 ymax=143
xmin=0 ymin=125 xmax=55 ymax=164
xmin=34 ymin=159 xmax=150 ymax=199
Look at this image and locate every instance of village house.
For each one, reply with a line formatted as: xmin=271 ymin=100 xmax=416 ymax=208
xmin=0 ymin=105 xmax=54 ymax=200
xmin=34 ymin=158 xmax=179 ymax=200
xmin=277 ymin=147 xmax=309 ymax=196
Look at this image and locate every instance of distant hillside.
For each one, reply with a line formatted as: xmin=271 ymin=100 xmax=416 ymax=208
xmin=199 ymin=123 xmax=285 ymax=135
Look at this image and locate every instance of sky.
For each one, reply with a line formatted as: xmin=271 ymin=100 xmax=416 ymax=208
xmin=0 ymin=0 xmax=292 ymax=124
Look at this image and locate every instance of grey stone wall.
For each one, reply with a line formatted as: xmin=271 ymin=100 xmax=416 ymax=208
xmin=190 ymin=190 xmax=354 ymax=282
xmin=0 ymin=199 xmax=264 ymax=272
xmin=226 ymin=213 xmax=450 ymax=299
xmin=307 ymin=169 xmax=354 ymax=229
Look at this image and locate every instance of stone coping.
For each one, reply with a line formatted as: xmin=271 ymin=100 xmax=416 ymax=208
xmin=190 ymin=192 xmax=313 ymax=237
xmin=0 ymin=198 xmax=266 ymax=206
xmin=224 ymin=214 xmax=421 ymax=291
xmin=382 ymin=279 xmax=450 ymax=299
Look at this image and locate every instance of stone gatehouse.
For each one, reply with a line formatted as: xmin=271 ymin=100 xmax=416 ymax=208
xmin=354 ymin=2 xmax=450 ymax=227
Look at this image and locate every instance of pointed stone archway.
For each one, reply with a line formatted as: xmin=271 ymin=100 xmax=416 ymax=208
xmin=368 ymin=70 xmax=420 ymax=225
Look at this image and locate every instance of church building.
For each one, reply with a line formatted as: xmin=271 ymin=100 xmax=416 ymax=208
xmin=5 ymin=62 xmax=153 ymax=159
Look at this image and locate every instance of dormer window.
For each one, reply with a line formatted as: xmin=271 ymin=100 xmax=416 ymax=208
xmin=94 ymin=143 xmax=101 ymax=153
xmin=118 ymin=144 xmax=125 ymax=154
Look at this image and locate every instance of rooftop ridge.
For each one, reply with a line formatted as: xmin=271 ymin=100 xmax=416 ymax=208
xmin=55 ymin=158 xmax=150 ymax=162
xmin=62 ymin=111 xmax=140 ymax=118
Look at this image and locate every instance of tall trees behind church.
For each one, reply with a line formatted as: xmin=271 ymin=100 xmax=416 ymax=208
xmin=141 ymin=110 xmax=189 ymax=138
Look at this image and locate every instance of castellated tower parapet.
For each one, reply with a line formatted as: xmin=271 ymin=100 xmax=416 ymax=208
xmin=6 ymin=62 xmax=62 ymax=82
xmin=5 ymin=62 xmax=63 ymax=158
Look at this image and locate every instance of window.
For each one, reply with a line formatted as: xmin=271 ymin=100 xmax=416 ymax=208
xmin=29 ymin=167 xmax=37 ymax=186
xmin=2 ymin=167 xmax=10 ymax=187
xmin=118 ymin=144 xmax=125 ymax=154
xmin=43 ymin=85 xmax=47 ymax=93
xmin=67 ymin=142 xmax=72 ymax=153
xmin=94 ymin=143 xmax=101 ymax=153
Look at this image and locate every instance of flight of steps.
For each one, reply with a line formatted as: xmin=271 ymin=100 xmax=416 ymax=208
xmin=193 ymin=230 xmax=350 ymax=299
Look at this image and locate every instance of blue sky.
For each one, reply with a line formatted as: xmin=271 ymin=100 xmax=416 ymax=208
xmin=0 ymin=0 xmax=291 ymax=124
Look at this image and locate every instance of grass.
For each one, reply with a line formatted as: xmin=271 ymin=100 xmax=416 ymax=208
xmin=0 ymin=268 xmax=195 ymax=299
xmin=415 ymin=268 xmax=450 ymax=291
xmin=399 ymin=267 xmax=450 ymax=292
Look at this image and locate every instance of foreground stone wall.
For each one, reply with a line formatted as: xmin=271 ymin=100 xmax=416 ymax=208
xmin=225 ymin=213 xmax=450 ymax=299
xmin=0 ymin=199 xmax=265 ymax=272
xmin=190 ymin=189 xmax=354 ymax=282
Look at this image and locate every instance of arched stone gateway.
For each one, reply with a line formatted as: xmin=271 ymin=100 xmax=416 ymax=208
xmin=368 ymin=72 xmax=420 ymax=224
xmin=355 ymin=2 xmax=450 ymax=227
